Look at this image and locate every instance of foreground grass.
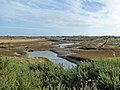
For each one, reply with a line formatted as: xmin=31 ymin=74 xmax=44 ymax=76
xmin=0 ymin=57 xmax=120 ymax=90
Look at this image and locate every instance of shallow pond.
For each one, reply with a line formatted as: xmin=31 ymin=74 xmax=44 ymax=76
xmin=55 ymin=42 xmax=80 ymax=48
xmin=28 ymin=51 xmax=76 ymax=68
xmin=55 ymin=43 xmax=74 ymax=48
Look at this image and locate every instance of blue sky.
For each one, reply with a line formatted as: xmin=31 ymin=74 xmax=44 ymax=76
xmin=0 ymin=0 xmax=120 ymax=36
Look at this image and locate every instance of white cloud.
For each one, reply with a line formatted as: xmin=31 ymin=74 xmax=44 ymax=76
xmin=0 ymin=0 xmax=120 ymax=30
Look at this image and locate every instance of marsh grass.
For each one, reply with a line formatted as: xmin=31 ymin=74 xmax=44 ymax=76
xmin=0 ymin=57 xmax=120 ymax=90
xmin=0 ymin=39 xmax=43 ymax=43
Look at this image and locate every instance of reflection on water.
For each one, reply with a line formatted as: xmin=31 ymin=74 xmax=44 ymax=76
xmin=28 ymin=51 xmax=76 ymax=68
xmin=55 ymin=42 xmax=80 ymax=48
xmin=56 ymin=43 xmax=74 ymax=48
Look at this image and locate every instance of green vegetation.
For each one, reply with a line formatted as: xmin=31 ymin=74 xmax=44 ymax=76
xmin=0 ymin=57 xmax=120 ymax=90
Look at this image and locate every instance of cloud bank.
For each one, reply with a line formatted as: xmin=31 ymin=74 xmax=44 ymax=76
xmin=0 ymin=0 xmax=120 ymax=35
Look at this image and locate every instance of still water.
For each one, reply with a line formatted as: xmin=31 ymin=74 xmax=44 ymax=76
xmin=28 ymin=51 xmax=76 ymax=68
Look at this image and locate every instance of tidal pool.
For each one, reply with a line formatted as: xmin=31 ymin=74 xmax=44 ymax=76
xmin=28 ymin=51 xmax=76 ymax=68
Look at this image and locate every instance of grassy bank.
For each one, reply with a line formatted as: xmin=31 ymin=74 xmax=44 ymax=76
xmin=0 ymin=57 xmax=120 ymax=90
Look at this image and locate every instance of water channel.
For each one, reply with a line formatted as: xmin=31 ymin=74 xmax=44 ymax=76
xmin=28 ymin=51 xmax=76 ymax=68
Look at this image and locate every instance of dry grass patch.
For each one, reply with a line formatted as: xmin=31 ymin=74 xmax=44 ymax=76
xmin=73 ymin=50 xmax=114 ymax=59
xmin=0 ymin=39 xmax=47 ymax=44
xmin=0 ymin=49 xmax=27 ymax=57
xmin=0 ymin=56 xmax=50 ymax=63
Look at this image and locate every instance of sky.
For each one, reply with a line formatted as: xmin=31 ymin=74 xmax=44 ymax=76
xmin=0 ymin=0 xmax=120 ymax=36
